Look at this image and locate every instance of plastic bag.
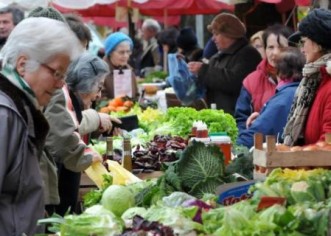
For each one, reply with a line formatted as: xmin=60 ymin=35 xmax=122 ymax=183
xmin=167 ymin=53 xmax=205 ymax=105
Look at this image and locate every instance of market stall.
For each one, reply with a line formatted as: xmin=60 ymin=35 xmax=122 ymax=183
xmin=38 ymin=97 xmax=331 ymax=235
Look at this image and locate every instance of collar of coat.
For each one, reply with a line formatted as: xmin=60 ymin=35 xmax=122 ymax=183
xmin=218 ymin=37 xmax=249 ymax=56
xmin=0 ymin=74 xmax=49 ymax=155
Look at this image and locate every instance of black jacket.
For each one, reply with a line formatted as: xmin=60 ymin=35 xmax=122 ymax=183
xmin=198 ymin=38 xmax=261 ymax=115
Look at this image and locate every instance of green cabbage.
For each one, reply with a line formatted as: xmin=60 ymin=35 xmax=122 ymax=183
xmin=177 ymin=141 xmax=226 ymax=198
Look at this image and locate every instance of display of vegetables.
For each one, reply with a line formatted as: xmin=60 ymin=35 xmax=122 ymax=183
xmin=38 ymin=97 xmax=331 ymax=235
xmin=40 ymin=167 xmax=331 ymax=235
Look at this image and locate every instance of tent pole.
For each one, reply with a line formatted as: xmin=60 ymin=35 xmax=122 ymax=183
xmin=195 ymin=15 xmax=204 ymax=47
xmin=127 ymin=0 xmax=135 ymax=39
xmin=163 ymin=9 xmax=168 ymax=73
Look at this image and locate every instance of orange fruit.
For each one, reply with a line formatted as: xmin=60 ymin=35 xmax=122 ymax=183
xmin=115 ymin=106 xmax=129 ymax=112
xmin=112 ymin=97 xmax=124 ymax=107
xmin=123 ymin=100 xmax=134 ymax=108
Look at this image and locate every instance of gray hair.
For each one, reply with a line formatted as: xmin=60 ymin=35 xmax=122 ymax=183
xmin=0 ymin=17 xmax=83 ymax=69
xmin=66 ymin=52 xmax=109 ymax=93
xmin=0 ymin=6 xmax=24 ymax=25
xmin=142 ymin=19 xmax=161 ymax=33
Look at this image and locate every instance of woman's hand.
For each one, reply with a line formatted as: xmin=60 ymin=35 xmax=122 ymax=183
xmin=188 ymin=61 xmax=203 ymax=75
xmin=98 ymin=113 xmax=121 ymax=133
xmin=246 ymin=112 xmax=260 ymax=128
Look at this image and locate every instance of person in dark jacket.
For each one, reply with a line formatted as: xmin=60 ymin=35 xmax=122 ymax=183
xmin=157 ymin=27 xmax=179 ymax=72
xmin=188 ymin=13 xmax=261 ymax=114
xmin=237 ymin=47 xmax=305 ymax=147
xmin=0 ymin=17 xmax=82 ymax=236
xmin=176 ymin=27 xmax=203 ymax=62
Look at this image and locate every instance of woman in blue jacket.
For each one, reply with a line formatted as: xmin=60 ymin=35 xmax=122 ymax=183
xmin=236 ymin=47 xmax=305 ymax=148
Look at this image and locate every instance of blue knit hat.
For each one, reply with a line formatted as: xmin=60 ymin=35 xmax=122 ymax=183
xmin=104 ymin=32 xmax=133 ymax=56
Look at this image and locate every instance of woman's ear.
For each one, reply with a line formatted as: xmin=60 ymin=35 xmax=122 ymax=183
xmin=16 ymin=55 xmax=28 ymax=77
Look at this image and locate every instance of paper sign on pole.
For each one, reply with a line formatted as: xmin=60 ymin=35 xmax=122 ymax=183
xmin=114 ymin=69 xmax=132 ymax=97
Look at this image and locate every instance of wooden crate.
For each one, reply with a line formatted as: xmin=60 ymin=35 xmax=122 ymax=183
xmin=165 ymin=93 xmax=182 ymax=108
xmin=253 ymin=133 xmax=331 ymax=180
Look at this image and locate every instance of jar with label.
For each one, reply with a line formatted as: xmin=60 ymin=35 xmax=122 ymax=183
xmin=196 ymin=121 xmax=208 ymax=138
xmin=210 ymin=133 xmax=232 ymax=165
xmin=191 ymin=120 xmax=198 ymax=137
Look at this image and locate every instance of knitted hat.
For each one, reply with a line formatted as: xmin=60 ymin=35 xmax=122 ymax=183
xmin=288 ymin=8 xmax=331 ymax=49
xmin=104 ymin=32 xmax=133 ymax=56
xmin=207 ymin=13 xmax=246 ymax=39
xmin=28 ymin=7 xmax=66 ymax=22
xmin=176 ymin=27 xmax=198 ymax=51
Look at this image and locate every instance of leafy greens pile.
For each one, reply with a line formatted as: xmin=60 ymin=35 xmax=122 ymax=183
xmin=164 ymin=107 xmax=238 ymax=141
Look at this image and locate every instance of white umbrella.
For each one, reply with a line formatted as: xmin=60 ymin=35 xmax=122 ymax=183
xmin=0 ymin=0 xmax=49 ymax=10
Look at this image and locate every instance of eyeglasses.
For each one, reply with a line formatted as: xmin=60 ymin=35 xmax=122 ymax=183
xmin=40 ymin=63 xmax=66 ymax=81
xmin=113 ymin=50 xmax=132 ymax=56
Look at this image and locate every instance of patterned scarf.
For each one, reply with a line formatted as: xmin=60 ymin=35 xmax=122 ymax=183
xmin=1 ymin=64 xmax=39 ymax=108
xmin=283 ymin=53 xmax=331 ymax=146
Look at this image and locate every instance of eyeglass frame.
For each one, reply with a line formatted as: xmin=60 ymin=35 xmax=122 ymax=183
xmin=40 ymin=63 xmax=67 ymax=81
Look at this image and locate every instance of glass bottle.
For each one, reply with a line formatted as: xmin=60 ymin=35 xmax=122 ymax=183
xmin=106 ymin=137 xmax=113 ymax=160
xmin=122 ymin=138 xmax=133 ymax=171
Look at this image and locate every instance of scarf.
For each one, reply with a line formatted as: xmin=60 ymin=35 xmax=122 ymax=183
xmin=283 ymin=53 xmax=331 ymax=146
xmin=266 ymin=62 xmax=277 ymax=83
xmin=0 ymin=64 xmax=39 ymax=109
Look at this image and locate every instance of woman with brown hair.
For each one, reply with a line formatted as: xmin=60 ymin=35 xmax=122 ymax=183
xmin=237 ymin=47 xmax=305 ymax=147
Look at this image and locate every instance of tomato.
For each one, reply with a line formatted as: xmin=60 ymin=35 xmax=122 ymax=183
xmin=276 ymin=144 xmax=291 ymax=152
xmin=112 ymin=97 xmax=124 ymax=107
xmin=123 ymin=100 xmax=134 ymax=108
xmin=316 ymin=141 xmax=327 ymax=148
xmin=321 ymin=144 xmax=331 ymax=151
xmin=302 ymin=145 xmax=319 ymax=151
xmin=115 ymin=106 xmax=129 ymax=112
xmin=290 ymin=146 xmax=302 ymax=151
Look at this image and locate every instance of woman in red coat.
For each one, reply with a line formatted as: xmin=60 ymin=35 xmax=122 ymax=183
xmin=235 ymin=24 xmax=293 ymax=131
xmin=283 ymin=8 xmax=331 ymax=146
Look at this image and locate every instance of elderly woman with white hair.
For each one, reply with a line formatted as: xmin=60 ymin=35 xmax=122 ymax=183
xmin=0 ymin=17 xmax=82 ymax=235
xmin=102 ymin=32 xmax=138 ymax=99
xmin=43 ymin=52 xmax=120 ymax=216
